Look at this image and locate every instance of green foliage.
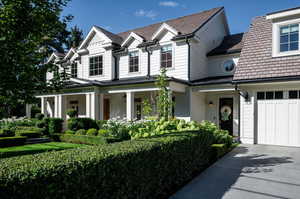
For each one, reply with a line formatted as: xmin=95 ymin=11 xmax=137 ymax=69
xmin=75 ymin=129 xmax=86 ymax=135
xmin=64 ymin=130 xmax=75 ymax=135
xmin=68 ymin=118 xmax=98 ymax=131
xmin=0 ymin=128 xmax=15 ymax=137
xmin=35 ymin=113 xmax=44 ymax=120
xmin=0 ymin=136 xmax=26 ymax=148
xmin=66 ymin=109 xmax=78 ymax=118
xmin=0 ymin=142 xmax=84 ymax=159
xmin=66 ymin=25 xmax=84 ymax=49
xmin=57 ymin=134 xmax=119 ymax=145
xmin=0 ymin=131 xmax=215 ymax=199
xmin=15 ymin=127 xmax=43 ymax=138
xmin=211 ymin=144 xmax=227 ymax=160
xmin=0 ymin=0 xmax=72 ymax=108
xmin=156 ymin=68 xmax=173 ymax=119
xmin=30 ymin=106 xmax=41 ymax=119
xmin=98 ymin=129 xmax=109 ymax=137
xmin=96 ymin=120 xmax=107 ymax=129
xmin=142 ymin=98 xmax=153 ymax=117
xmin=47 ymin=118 xmax=64 ymax=134
xmin=86 ymin=128 xmax=98 ymax=136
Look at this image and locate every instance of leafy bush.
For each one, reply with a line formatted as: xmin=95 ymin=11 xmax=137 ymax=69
xmin=35 ymin=113 xmax=44 ymax=120
xmin=0 ymin=128 xmax=15 ymax=137
xmin=75 ymin=129 xmax=86 ymax=135
xmin=35 ymin=120 xmax=46 ymax=129
xmin=0 ymin=136 xmax=26 ymax=148
xmin=211 ymin=144 xmax=227 ymax=160
xmin=64 ymin=130 xmax=75 ymax=135
xmin=86 ymin=128 xmax=98 ymax=136
xmin=0 ymin=131 xmax=215 ymax=199
xmin=47 ymin=118 xmax=64 ymax=135
xmin=98 ymin=129 xmax=109 ymax=137
xmin=68 ymin=118 xmax=97 ymax=131
xmin=96 ymin=120 xmax=107 ymax=129
xmin=57 ymin=134 xmax=120 ymax=145
xmin=66 ymin=109 xmax=78 ymax=118
xmin=15 ymin=127 xmax=43 ymax=138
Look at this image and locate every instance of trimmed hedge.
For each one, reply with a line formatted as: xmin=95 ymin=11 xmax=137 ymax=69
xmin=0 ymin=131 xmax=215 ymax=199
xmin=47 ymin=118 xmax=64 ymax=134
xmin=55 ymin=134 xmax=121 ymax=145
xmin=211 ymin=144 xmax=228 ymax=160
xmin=0 ymin=136 xmax=26 ymax=148
xmin=0 ymin=128 xmax=15 ymax=137
xmin=15 ymin=127 xmax=43 ymax=138
xmin=67 ymin=118 xmax=98 ymax=131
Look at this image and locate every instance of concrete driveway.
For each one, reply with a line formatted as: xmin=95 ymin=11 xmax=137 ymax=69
xmin=170 ymin=144 xmax=300 ymax=199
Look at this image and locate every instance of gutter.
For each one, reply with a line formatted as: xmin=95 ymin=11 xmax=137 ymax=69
xmin=232 ymin=75 xmax=300 ymax=84
xmin=185 ymin=36 xmax=191 ymax=81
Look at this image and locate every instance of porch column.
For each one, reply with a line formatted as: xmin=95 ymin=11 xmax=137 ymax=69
xmin=99 ymin=93 xmax=104 ymax=120
xmin=25 ymin=104 xmax=32 ymax=118
xmin=90 ymin=92 xmax=100 ymax=120
xmin=41 ymin=97 xmax=47 ymax=116
xmin=86 ymin=93 xmax=91 ymax=118
xmin=61 ymin=95 xmax=67 ymax=120
xmin=126 ymin=92 xmax=134 ymax=121
xmin=54 ymin=95 xmax=62 ymax=118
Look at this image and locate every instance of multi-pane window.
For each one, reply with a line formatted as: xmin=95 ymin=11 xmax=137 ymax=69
xmin=129 ymin=51 xmax=139 ymax=73
xmin=289 ymin=90 xmax=300 ymax=99
xmin=161 ymin=44 xmax=172 ymax=68
xmin=71 ymin=62 xmax=77 ymax=78
xmin=280 ymin=24 xmax=299 ymax=52
xmin=257 ymin=91 xmax=283 ymax=100
xmin=89 ymin=56 xmax=103 ymax=76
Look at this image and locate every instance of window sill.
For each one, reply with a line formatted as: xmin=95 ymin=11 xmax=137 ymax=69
xmin=273 ymin=50 xmax=300 ymax=58
xmin=127 ymin=71 xmax=141 ymax=75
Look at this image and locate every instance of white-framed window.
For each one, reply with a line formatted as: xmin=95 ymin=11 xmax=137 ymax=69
xmin=257 ymin=91 xmax=284 ymax=100
xmin=272 ymin=19 xmax=300 ymax=57
xmin=89 ymin=55 xmax=103 ymax=76
xmin=279 ymin=24 xmax=299 ymax=52
xmin=71 ymin=62 xmax=77 ymax=78
xmin=129 ymin=51 xmax=139 ymax=73
xmin=161 ymin=44 xmax=172 ymax=68
xmin=222 ymin=59 xmax=236 ymax=73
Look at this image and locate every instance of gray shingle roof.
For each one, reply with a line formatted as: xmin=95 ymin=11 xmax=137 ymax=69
xmin=117 ymin=7 xmax=223 ymax=42
xmin=94 ymin=26 xmax=123 ymax=44
xmin=207 ymin=33 xmax=245 ymax=56
xmin=234 ymin=16 xmax=300 ymax=81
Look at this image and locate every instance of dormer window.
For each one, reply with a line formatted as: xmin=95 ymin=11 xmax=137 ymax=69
xmin=161 ymin=44 xmax=172 ymax=68
xmin=280 ymin=24 xmax=299 ymax=52
xmin=71 ymin=62 xmax=78 ymax=78
xmin=129 ymin=51 xmax=139 ymax=73
xmin=89 ymin=56 xmax=103 ymax=76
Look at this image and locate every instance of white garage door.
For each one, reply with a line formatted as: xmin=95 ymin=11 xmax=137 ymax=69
xmin=257 ymin=90 xmax=300 ymax=147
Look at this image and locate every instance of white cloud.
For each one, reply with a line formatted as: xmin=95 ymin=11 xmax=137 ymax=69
xmin=134 ymin=9 xmax=157 ymax=19
xmin=159 ymin=1 xmax=179 ymax=7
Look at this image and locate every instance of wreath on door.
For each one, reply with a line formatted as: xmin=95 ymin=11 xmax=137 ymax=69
xmin=220 ymin=106 xmax=232 ymax=121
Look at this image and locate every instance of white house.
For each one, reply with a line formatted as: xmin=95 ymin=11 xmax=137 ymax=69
xmin=38 ymin=6 xmax=300 ymax=147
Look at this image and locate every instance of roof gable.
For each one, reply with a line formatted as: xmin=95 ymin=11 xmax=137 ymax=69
xmin=151 ymin=23 xmax=179 ymax=40
xmin=121 ymin=32 xmax=145 ymax=47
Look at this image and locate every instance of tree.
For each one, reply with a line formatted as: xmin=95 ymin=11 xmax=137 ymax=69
xmin=66 ymin=25 xmax=84 ymax=49
xmin=155 ymin=68 xmax=173 ymax=120
xmin=0 ymin=0 xmax=72 ymax=116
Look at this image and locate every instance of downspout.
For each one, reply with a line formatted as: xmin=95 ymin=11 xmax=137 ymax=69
xmin=145 ymin=46 xmax=151 ymax=78
xmin=185 ymin=36 xmax=191 ymax=82
xmin=235 ymin=83 xmax=241 ymax=143
xmin=112 ymin=54 xmax=118 ymax=80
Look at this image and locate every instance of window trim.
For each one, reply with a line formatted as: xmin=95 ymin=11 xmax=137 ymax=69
xmin=128 ymin=50 xmax=140 ymax=73
xmin=272 ymin=19 xmax=300 ymax=57
xmin=160 ymin=43 xmax=174 ymax=69
xmin=221 ymin=59 xmax=236 ymax=73
xmin=89 ymin=55 xmax=104 ymax=77
xmin=71 ymin=62 xmax=78 ymax=78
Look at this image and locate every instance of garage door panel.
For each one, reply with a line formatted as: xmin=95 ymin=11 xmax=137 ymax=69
xmin=258 ymin=99 xmax=300 ymax=147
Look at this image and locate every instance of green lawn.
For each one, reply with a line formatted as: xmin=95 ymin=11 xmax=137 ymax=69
xmin=0 ymin=142 xmax=86 ymax=158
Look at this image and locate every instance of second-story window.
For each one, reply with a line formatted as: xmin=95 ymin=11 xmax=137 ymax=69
xmin=71 ymin=62 xmax=77 ymax=78
xmin=161 ymin=44 xmax=172 ymax=68
xmin=89 ymin=56 xmax=103 ymax=76
xmin=280 ymin=24 xmax=299 ymax=52
xmin=129 ymin=51 xmax=139 ymax=72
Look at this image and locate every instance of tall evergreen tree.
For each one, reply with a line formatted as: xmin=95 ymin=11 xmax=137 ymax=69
xmin=66 ymin=25 xmax=84 ymax=49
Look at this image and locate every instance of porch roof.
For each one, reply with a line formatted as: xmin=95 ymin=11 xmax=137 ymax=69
xmin=190 ymin=75 xmax=233 ymax=86
xmin=63 ymin=76 xmax=190 ymax=89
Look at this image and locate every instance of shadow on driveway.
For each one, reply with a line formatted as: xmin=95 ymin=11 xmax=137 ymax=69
xmin=170 ymin=144 xmax=300 ymax=199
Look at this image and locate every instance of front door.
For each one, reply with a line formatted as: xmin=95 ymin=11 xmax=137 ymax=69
xmin=219 ymin=98 xmax=233 ymax=135
xmin=103 ymin=99 xmax=110 ymax=120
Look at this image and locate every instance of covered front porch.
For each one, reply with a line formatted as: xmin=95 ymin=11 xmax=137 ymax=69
xmin=190 ymin=84 xmax=240 ymax=136
xmin=36 ymin=81 xmax=189 ymax=122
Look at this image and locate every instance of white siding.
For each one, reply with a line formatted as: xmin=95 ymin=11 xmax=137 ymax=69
xmin=207 ymin=55 xmax=239 ymax=77
xmin=240 ymin=90 xmax=255 ymax=144
xmin=190 ymin=11 xmax=228 ymax=80
xmin=190 ymin=91 xmax=206 ymax=122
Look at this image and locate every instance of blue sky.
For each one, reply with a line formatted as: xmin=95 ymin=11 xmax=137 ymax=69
xmin=62 ymin=0 xmax=300 ymax=36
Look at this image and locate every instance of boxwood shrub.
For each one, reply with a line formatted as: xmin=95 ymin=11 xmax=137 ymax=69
xmin=15 ymin=127 xmax=43 ymax=138
xmin=0 ymin=131 xmax=214 ymax=199
xmin=57 ymin=134 xmax=120 ymax=145
xmin=0 ymin=136 xmax=26 ymax=148
xmin=68 ymin=118 xmax=98 ymax=131
xmin=0 ymin=128 xmax=15 ymax=137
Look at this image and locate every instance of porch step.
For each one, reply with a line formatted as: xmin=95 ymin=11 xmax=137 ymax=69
xmin=25 ymin=138 xmax=51 ymax=144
